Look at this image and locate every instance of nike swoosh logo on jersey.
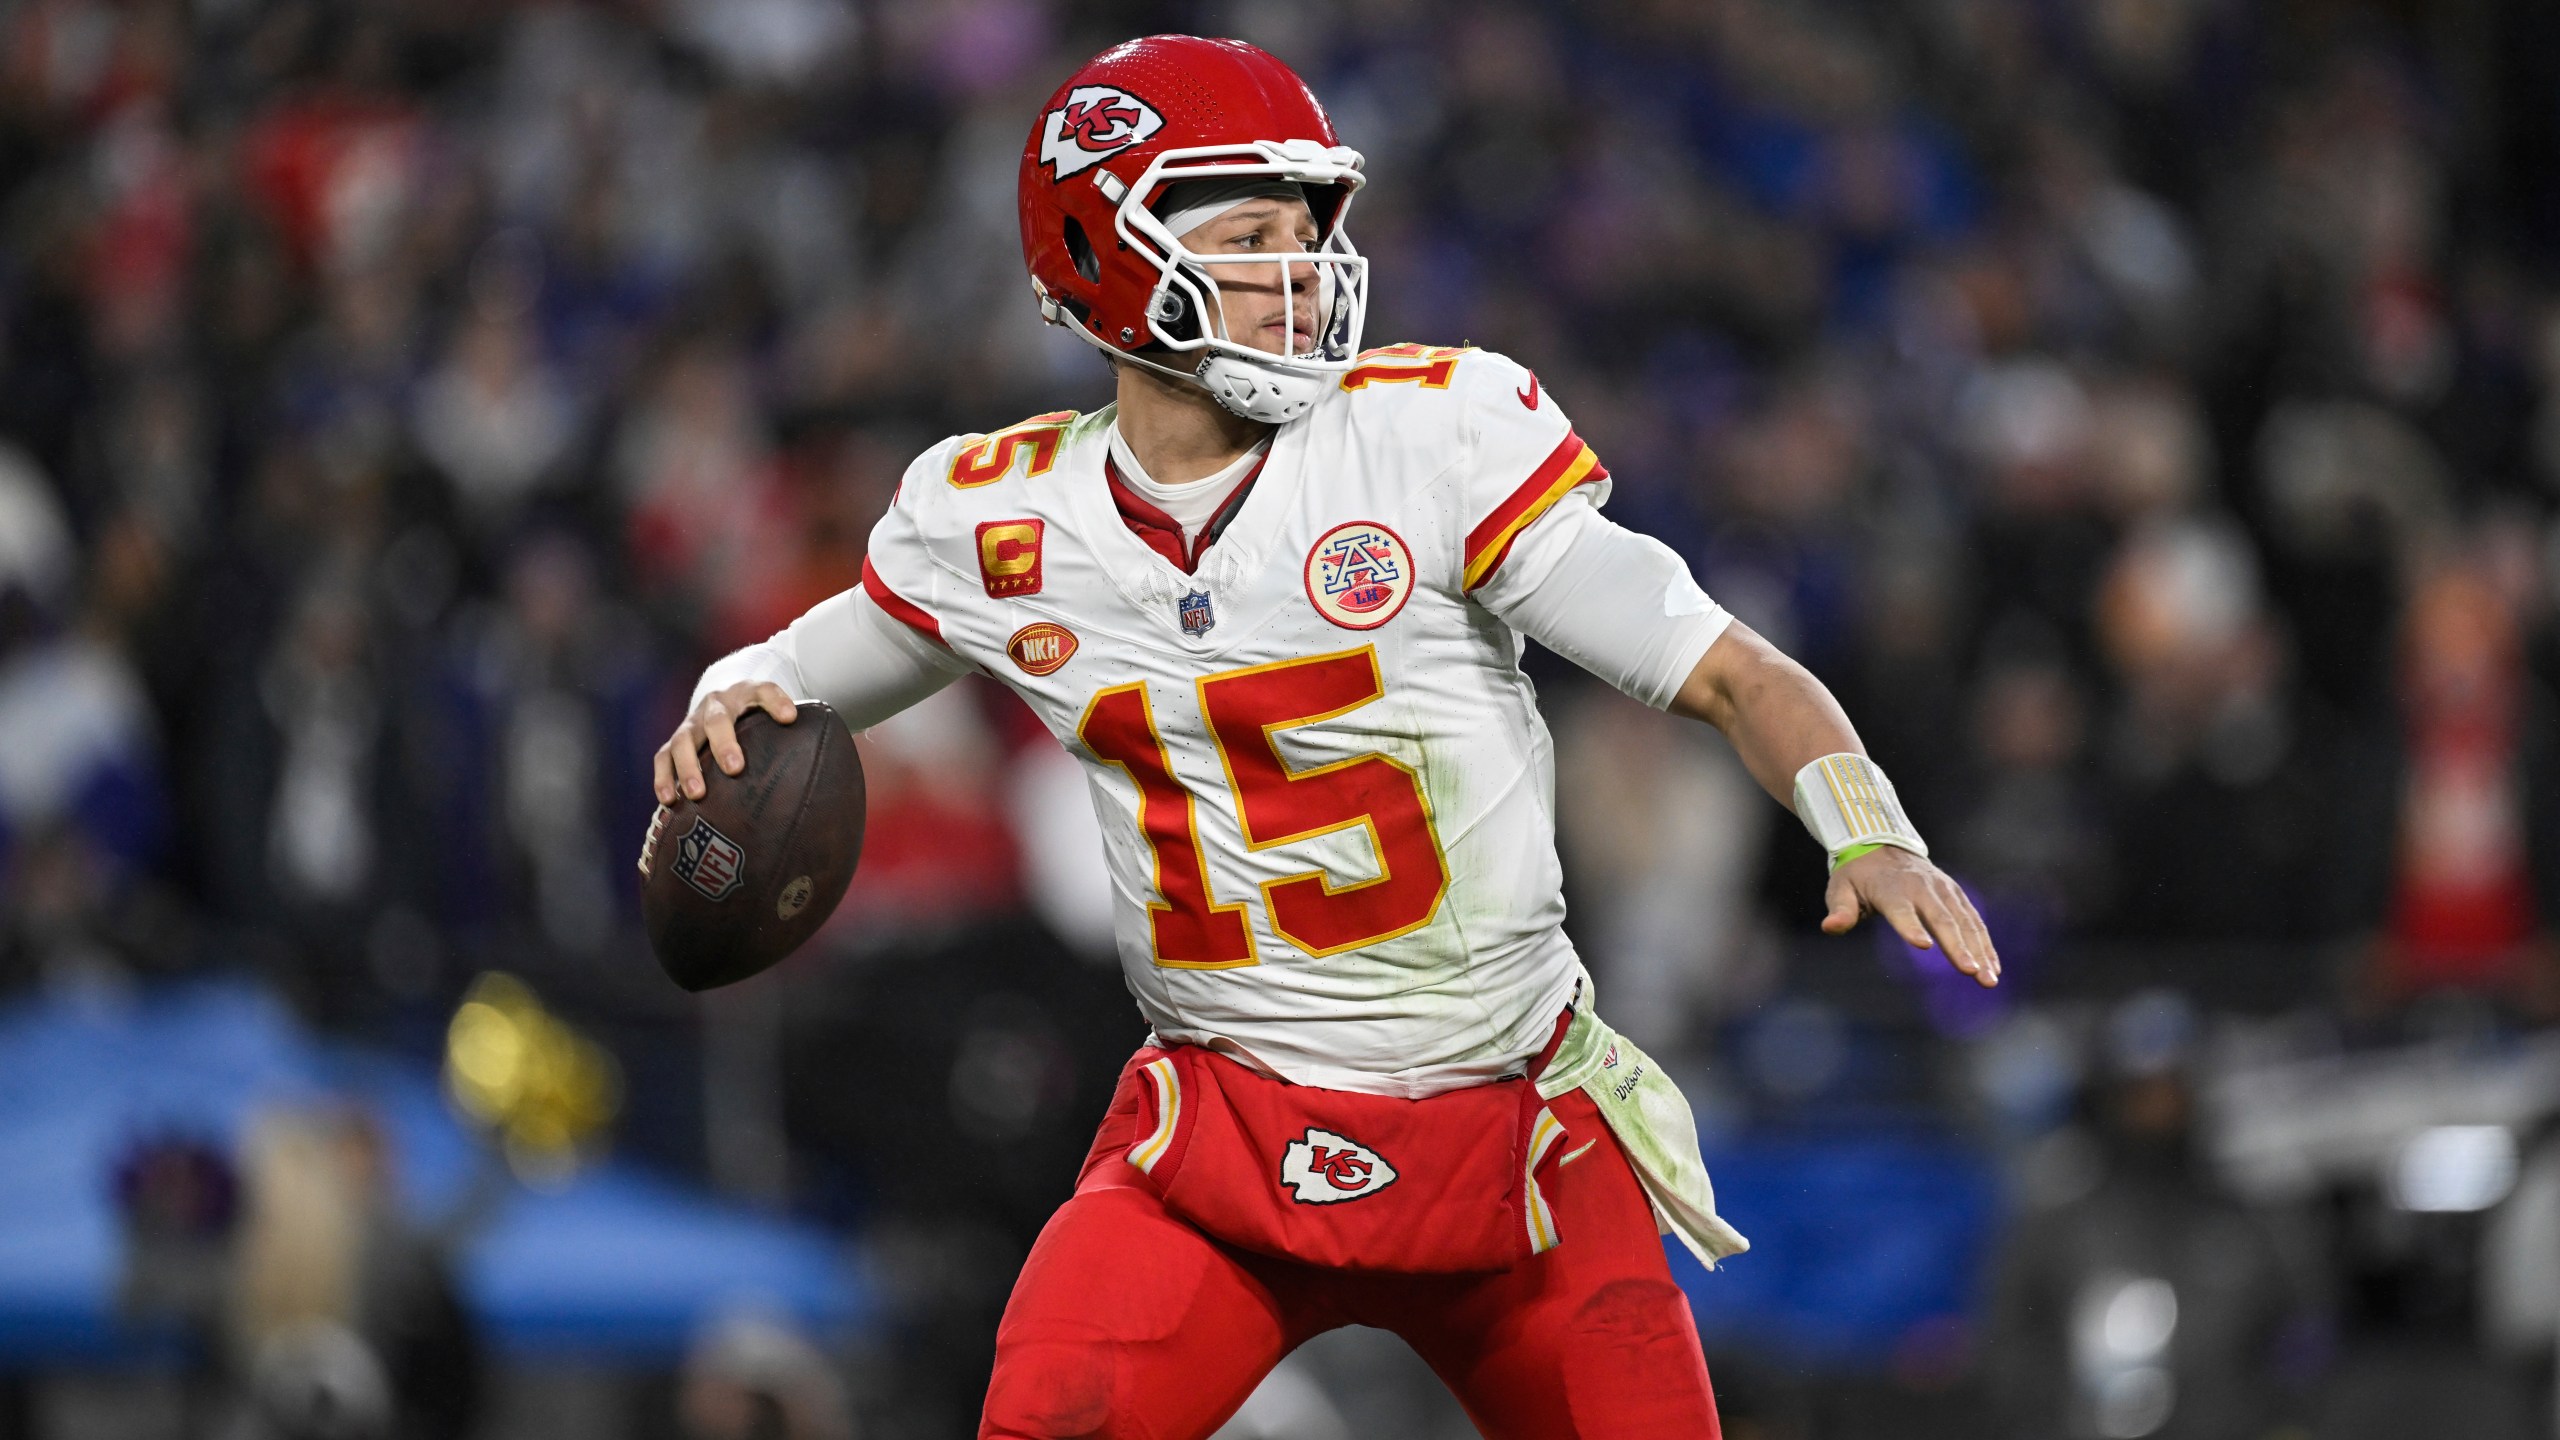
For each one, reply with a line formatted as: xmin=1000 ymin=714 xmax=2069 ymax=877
xmin=1518 ymin=373 xmax=1541 ymax=409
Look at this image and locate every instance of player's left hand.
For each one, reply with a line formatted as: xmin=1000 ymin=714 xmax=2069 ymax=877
xmin=1823 ymin=847 xmax=2000 ymax=987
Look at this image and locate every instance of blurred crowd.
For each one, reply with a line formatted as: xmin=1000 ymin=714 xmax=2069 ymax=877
xmin=4 ymin=0 xmax=2560 ymax=1436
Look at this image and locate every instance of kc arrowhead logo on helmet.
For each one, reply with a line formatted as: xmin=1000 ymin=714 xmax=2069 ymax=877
xmin=1038 ymin=85 xmax=1164 ymax=179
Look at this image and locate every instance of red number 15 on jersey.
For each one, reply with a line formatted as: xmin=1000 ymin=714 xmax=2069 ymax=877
xmin=1077 ymin=647 xmax=1450 ymax=967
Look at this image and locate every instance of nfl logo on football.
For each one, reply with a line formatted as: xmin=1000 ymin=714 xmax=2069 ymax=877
xmin=1179 ymin=590 xmax=1216 ymax=638
xmin=672 ymin=819 xmax=746 ymax=901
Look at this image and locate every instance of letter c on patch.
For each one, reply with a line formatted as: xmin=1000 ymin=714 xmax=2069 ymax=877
xmin=976 ymin=519 xmax=1045 ymax=597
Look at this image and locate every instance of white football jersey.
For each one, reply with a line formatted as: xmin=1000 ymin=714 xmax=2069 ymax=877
xmin=864 ymin=345 xmax=1654 ymax=1098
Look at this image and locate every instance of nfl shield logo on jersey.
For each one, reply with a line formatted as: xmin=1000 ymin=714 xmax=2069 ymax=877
xmin=671 ymin=818 xmax=745 ymax=901
xmin=1304 ymin=522 xmax=1415 ymax=630
xmin=1279 ymin=1128 xmax=1399 ymax=1204
xmin=1179 ymin=589 xmax=1216 ymax=637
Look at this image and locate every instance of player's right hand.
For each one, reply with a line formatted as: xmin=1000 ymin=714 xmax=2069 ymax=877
xmin=1822 ymin=845 xmax=2001 ymax=988
xmin=654 ymin=682 xmax=798 ymax=803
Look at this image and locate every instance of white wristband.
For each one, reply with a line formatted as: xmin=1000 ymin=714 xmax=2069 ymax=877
xmin=1791 ymin=753 xmax=1928 ymax=866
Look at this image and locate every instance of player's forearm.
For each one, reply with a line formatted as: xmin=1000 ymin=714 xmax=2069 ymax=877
xmin=693 ymin=642 xmax=806 ymax=707
xmin=691 ymin=589 xmax=968 ymax=731
xmin=1667 ymin=622 xmax=1865 ymax=811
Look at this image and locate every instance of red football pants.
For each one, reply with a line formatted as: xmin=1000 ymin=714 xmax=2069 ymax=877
xmin=979 ymin=1083 xmax=1721 ymax=1439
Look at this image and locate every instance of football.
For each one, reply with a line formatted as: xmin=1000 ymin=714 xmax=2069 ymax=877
xmin=639 ymin=703 xmax=865 ymax=991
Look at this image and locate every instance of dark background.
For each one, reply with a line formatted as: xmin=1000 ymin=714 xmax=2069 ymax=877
xmin=3 ymin=0 xmax=2558 ymax=1436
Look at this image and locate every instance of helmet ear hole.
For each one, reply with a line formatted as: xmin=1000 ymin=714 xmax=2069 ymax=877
xmin=1062 ymin=218 xmax=1100 ymax=284
xmin=1151 ymin=277 xmax=1203 ymax=344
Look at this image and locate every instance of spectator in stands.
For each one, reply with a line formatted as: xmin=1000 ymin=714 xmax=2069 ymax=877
xmin=227 ymin=1106 xmax=479 ymax=1440
xmin=678 ymin=1306 xmax=852 ymax=1440
xmin=1988 ymin=992 xmax=2318 ymax=1440
xmin=431 ymin=533 xmax=660 ymax=960
xmin=2092 ymin=516 xmax=2390 ymax=940
xmin=0 ymin=0 xmax=2558 ymax=1427
xmin=2378 ymin=561 xmax=2560 ymax=1016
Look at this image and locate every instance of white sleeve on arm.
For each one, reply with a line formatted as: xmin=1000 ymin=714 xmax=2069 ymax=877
xmin=690 ymin=588 xmax=971 ymax=732
xmin=1473 ymin=492 xmax=1733 ymax=710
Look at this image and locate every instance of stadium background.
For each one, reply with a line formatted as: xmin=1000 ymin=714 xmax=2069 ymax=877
xmin=2 ymin=0 xmax=2558 ymax=1435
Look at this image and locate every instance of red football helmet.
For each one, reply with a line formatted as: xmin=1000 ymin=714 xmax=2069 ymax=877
xmin=1017 ymin=36 xmax=1368 ymax=423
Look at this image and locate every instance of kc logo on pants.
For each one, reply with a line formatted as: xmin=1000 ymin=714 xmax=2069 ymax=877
xmin=1279 ymin=1128 xmax=1399 ymax=1203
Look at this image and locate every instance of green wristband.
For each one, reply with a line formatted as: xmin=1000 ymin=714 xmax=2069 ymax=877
xmin=1829 ymin=841 xmax=1887 ymax=872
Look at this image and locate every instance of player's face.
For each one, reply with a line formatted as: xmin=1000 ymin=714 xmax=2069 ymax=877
xmin=1181 ymin=197 xmax=1323 ymax=359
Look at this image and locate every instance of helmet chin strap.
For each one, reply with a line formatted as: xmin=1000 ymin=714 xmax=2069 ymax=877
xmin=1055 ymin=303 xmax=1327 ymax=425
xmin=1196 ymin=351 xmax=1327 ymax=424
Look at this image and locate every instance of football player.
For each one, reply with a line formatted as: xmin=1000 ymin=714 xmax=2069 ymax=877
xmin=652 ymin=35 xmax=1998 ymax=1440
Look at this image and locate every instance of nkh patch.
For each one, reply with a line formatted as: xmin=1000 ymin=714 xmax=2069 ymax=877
xmin=1304 ymin=521 xmax=1414 ymax=630
xmin=1179 ymin=589 xmax=1216 ymax=638
xmin=1006 ymin=621 xmax=1078 ymax=676
xmin=671 ymin=818 xmax=745 ymax=901
xmin=1279 ymin=1127 xmax=1398 ymax=1204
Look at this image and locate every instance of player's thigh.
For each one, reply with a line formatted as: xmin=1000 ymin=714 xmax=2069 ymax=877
xmin=980 ymin=1183 xmax=1294 ymax=1440
xmin=1393 ymin=1097 xmax=1720 ymax=1440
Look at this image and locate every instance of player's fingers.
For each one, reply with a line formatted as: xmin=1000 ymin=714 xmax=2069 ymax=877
xmin=669 ymin=723 xmax=709 ymax=800
xmin=1878 ymin=893 xmax=1933 ymax=952
xmin=750 ymin=683 xmax=798 ymax=725
xmin=700 ymin=699 xmax=746 ymax=777
xmin=1925 ymin=873 xmax=1997 ymax=974
xmin=1928 ymin=878 xmax=2004 ymax=987
xmin=1915 ymin=889 xmax=1987 ymax=983
xmin=652 ymin=744 xmax=677 ymax=804
xmin=1820 ymin=872 xmax=1862 ymax=935
xmin=1951 ymin=885 xmax=2003 ymax=985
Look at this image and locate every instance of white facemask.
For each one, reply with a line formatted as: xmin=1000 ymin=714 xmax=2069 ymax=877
xmin=1042 ymin=139 xmax=1370 ymax=425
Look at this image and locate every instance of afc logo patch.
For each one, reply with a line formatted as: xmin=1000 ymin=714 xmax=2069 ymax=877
xmin=1038 ymin=85 xmax=1164 ymax=179
xmin=1304 ymin=521 xmax=1415 ymax=630
xmin=1279 ymin=1127 xmax=1399 ymax=1203
xmin=977 ymin=519 xmax=1045 ymax=598
xmin=671 ymin=818 xmax=745 ymax=901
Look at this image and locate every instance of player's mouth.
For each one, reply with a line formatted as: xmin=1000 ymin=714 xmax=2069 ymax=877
xmin=1261 ymin=315 xmax=1317 ymax=356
